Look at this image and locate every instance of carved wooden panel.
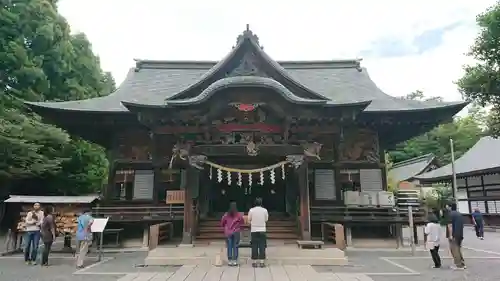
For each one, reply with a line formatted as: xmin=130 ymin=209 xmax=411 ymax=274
xmin=115 ymin=130 xmax=152 ymax=160
xmin=226 ymin=51 xmax=267 ymax=77
xmin=338 ymin=127 xmax=379 ymax=162
xmin=156 ymin=135 xmax=176 ymax=162
xmin=315 ymin=134 xmax=335 ymax=161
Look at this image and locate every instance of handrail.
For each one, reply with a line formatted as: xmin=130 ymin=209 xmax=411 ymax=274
xmin=149 ymin=222 xmax=173 ymax=250
xmin=321 ymin=222 xmax=346 ymax=250
xmin=92 ymin=204 xmax=185 ymax=221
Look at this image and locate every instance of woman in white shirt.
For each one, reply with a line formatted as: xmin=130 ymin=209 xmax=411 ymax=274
xmin=424 ymin=214 xmax=442 ymax=268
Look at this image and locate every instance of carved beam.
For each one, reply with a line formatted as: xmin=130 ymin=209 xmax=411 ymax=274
xmin=286 ymin=155 xmax=305 ymax=169
xmin=188 ymin=155 xmax=207 ymax=170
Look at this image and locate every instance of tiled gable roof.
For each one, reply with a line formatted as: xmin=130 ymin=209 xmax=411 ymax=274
xmin=416 ymin=136 xmax=500 ymax=181
xmin=389 ymin=153 xmax=436 ymax=182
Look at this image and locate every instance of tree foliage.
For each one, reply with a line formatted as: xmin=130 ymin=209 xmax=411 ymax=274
xmin=0 ymin=0 xmax=114 ymax=196
xmin=388 ymin=92 xmax=485 ymax=165
xmin=458 ymin=1 xmax=500 ymax=137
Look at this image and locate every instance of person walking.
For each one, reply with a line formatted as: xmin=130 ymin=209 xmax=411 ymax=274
xmin=24 ymin=202 xmax=44 ymax=265
xmin=76 ymin=210 xmax=94 ymax=269
xmin=424 ymin=214 xmax=442 ymax=268
xmin=448 ymin=203 xmax=466 ymax=270
xmin=471 ymin=208 xmax=484 ymax=240
xmin=220 ymin=202 xmax=244 ymax=266
xmin=248 ymin=197 xmax=268 ymax=268
xmin=40 ymin=207 xmax=56 ymax=266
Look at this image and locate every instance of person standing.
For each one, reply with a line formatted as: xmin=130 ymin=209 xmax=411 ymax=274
xmin=40 ymin=207 xmax=56 ymax=266
xmin=424 ymin=214 xmax=442 ymax=268
xmin=24 ymin=202 xmax=44 ymax=265
xmin=220 ymin=202 xmax=244 ymax=266
xmin=76 ymin=210 xmax=94 ymax=269
xmin=448 ymin=203 xmax=466 ymax=270
xmin=471 ymin=208 xmax=484 ymax=240
xmin=248 ymin=197 xmax=268 ymax=268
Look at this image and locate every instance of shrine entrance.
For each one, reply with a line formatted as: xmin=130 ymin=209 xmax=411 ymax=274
xmin=203 ymin=156 xmax=290 ymax=216
xmin=208 ymin=172 xmax=287 ymax=214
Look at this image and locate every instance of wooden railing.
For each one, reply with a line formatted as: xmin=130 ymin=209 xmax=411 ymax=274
xmin=321 ymin=222 xmax=346 ymax=250
xmin=92 ymin=204 xmax=184 ymax=222
xmin=311 ymin=206 xmax=426 ymax=224
xmin=149 ymin=222 xmax=173 ymax=250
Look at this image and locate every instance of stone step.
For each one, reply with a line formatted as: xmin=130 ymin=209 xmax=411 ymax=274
xmin=196 ymin=232 xmax=299 ymax=239
xmin=198 ymin=226 xmax=297 ymax=233
xmin=145 ymin=246 xmax=347 ymax=266
xmin=199 ymin=221 xmax=296 ymax=227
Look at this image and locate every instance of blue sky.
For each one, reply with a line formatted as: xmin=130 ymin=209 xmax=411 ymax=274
xmin=58 ymin=0 xmax=497 ymax=102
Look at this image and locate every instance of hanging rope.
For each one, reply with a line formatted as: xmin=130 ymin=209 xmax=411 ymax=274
xmin=204 ymin=160 xmax=289 ymax=174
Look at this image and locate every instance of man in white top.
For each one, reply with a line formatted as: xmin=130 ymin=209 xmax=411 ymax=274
xmin=424 ymin=214 xmax=442 ymax=268
xmin=248 ymin=197 xmax=268 ymax=268
xmin=24 ymin=202 xmax=44 ymax=265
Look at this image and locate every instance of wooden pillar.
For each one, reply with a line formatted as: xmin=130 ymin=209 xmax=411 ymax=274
xmin=181 ymin=167 xmax=197 ymax=245
xmin=379 ymin=148 xmax=388 ymax=191
xmin=151 ymin=132 xmax=160 ymax=204
xmin=105 ymin=162 xmax=116 ymax=200
xmin=298 ymin=162 xmax=311 ymax=240
xmin=104 ymin=136 xmax=118 ymax=200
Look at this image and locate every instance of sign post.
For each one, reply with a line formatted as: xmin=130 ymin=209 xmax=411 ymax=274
xmin=91 ymin=217 xmax=109 ymax=262
xmin=408 ymin=206 xmax=415 ymax=256
xmin=450 ymin=138 xmax=458 ymax=205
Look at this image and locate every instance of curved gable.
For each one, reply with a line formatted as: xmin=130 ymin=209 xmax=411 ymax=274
xmin=166 ymin=27 xmax=329 ymax=102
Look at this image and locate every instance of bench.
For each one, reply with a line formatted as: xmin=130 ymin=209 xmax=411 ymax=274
xmin=296 ymin=240 xmax=324 ymax=249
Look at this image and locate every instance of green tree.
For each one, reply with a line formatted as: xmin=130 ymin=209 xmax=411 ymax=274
xmin=458 ymin=1 xmax=500 ymax=137
xmin=0 ymin=95 xmax=69 ymax=179
xmin=0 ymin=0 xmax=113 ymax=195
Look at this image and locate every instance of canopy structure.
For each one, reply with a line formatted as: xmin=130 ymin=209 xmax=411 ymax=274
xmin=416 ymin=136 xmax=500 ymax=181
xmin=389 ymin=153 xmax=437 ymax=183
xmin=4 ymin=195 xmax=99 ymax=204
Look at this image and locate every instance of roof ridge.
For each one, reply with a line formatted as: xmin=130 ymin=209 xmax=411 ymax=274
xmin=133 ymin=59 xmax=362 ymax=70
xmin=392 ymin=153 xmax=435 ymax=168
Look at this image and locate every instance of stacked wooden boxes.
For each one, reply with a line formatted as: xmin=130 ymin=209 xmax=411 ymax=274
xmin=16 ymin=205 xmax=81 ymax=234
xmin=54 ymin=206 xmax=80 ymax=234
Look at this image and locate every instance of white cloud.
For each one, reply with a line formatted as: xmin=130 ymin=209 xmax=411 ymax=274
xmin=58 ymin=0 xmax=497 ymax=102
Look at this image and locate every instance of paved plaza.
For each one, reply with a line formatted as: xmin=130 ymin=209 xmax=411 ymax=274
xmin=1 ymin=229 xmax=500 ymax=281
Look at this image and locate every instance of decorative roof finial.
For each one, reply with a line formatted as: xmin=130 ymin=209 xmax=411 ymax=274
xmin=236 ymin=24 xmax=261 ymax=47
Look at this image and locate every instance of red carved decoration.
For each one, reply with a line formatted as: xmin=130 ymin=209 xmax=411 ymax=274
xmin=235 ymin=103 xmax=257 ymax=112
xmin=217 ymin=123 xmax=281 ymax=133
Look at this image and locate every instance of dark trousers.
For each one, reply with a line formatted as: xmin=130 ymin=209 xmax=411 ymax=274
xmin=24 ymin=231 xmax=41 ymax=262
xmin=226 ymin=232 xmax=240 ymax=261
xmin=475 ymin=223 xmax=484 ymax=237
xmin=429 ymin=245 xmax=441 ymax=267
xmin=251 ymin=232 xmax=266 ymax=260
xmin=41 ymin=241 xmax=53 ymax=265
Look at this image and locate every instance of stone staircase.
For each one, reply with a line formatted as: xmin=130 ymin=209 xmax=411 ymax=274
xmin=195 ymin=214 xmax=299 ymax=244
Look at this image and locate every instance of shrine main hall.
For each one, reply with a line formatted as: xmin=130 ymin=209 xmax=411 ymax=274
xmin=28 ymin=27 xmax=466 ymax=244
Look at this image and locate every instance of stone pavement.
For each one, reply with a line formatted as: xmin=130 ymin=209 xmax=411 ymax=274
xmin=2 ymin=228 xmax=500 ymax=281
xmin=112 ymin=265 xmax=376 ymax=281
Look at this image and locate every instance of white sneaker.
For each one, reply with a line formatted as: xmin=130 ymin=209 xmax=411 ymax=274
xmin=450 ymin=265 xmax=465 ymax=270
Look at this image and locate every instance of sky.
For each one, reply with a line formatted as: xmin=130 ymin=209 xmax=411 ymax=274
xmin=58 ymin=0 xmax=497 ymax=102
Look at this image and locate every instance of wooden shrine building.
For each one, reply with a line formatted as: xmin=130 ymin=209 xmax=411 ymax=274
xmin=27 ymin=27 xmax=467 ymax=244
xmin=417 ymin=136 xmax=500 ymax=225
